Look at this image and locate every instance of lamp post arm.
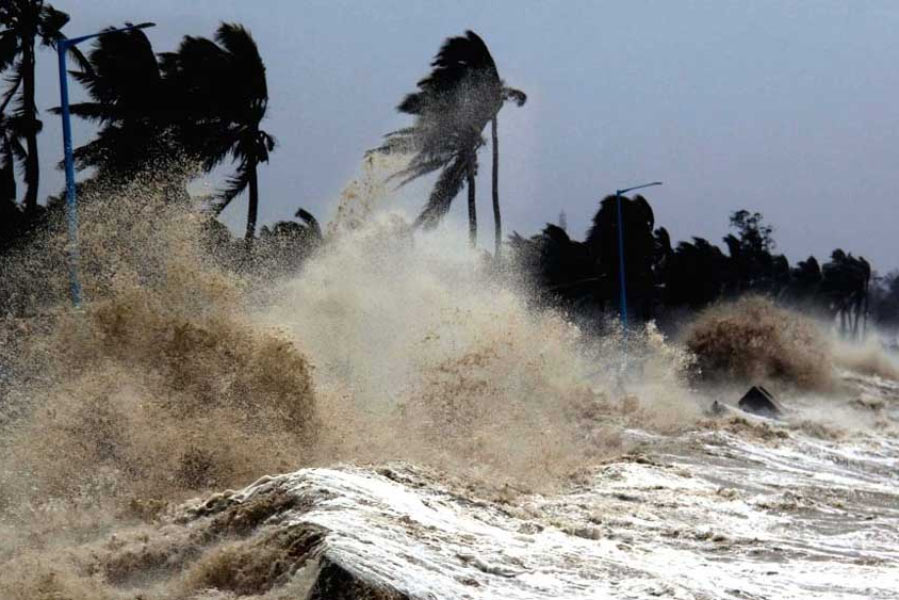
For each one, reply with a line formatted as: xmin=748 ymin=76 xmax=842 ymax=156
xmin=64 ymin=22 xmax=156 ymax=47
xmin=616 ymin=181 xmax=663 ymax=196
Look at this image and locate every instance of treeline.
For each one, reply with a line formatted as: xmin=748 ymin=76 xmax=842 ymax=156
xmin=510 ymin=196 xmax=899 ymax=337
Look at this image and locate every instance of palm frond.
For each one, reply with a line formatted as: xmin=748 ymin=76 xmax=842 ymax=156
xmin=0 ymin=29 xmax=19 ymax=72
xmin=0 ymin=64 xmax=22 ymax=115
xmin=49 ymin=101 xmax=114 ymax=122
xmin=295 ymin=208 xmax=323 ymax=240
xmin=413 ymin=153 xmax=469 ymax=229
xmin=36 ymin=5 xmax=70 ymax=48
xmin=502 ymin=86 xmax=527 ymax=106
xmin=216 ymin=156 xmax=250 ymax=207
xmin=64 ymin=43 xmax=92 ymax=75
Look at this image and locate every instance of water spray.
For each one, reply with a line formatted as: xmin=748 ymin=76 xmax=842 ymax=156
xmin=56 ymin=22 xmax=156 ymax=307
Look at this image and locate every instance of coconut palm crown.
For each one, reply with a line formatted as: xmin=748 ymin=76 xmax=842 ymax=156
xmin=375 ymin=30 xmax=525 ymax=248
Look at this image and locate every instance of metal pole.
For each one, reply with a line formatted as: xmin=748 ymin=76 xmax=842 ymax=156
xmin=58 ymin=40 xmax=81 ymax=307
xmin=611 ymin=181 xmax=662 ymax=331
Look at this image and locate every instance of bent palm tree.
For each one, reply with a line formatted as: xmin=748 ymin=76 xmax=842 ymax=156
xmin=376 ymin=31 xmax=524 ymax=249
xmin=163 ymin=23 xmax=274 ymax=240
xmin=0 ymin=1 xmax=82 ymax=216
xmin=53 ymin=25 xmax=176 ymax=180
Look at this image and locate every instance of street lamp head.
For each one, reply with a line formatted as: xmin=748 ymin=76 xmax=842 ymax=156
xmin=65 ymin=22 xmax=157 ymax=47
xmin=616 ymin=181 xmax=663 ymax=196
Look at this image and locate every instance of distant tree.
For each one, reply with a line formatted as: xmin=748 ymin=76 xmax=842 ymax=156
xmin=511 ymin=194 xmax=666 ymax=324
xmin=255 ymin=208 xmax=323 ymax=274
xmin=163 ymin=23 xmax=274 ymax=239
xmin=780 ymin=256 xmax=824 ymax=309
xmin=0 ymin=1 xmax=82 ymax=216
xmin=509 ymin=223 xmax=593 ymax=311
xmin=585 ymin=194 xmax=657 ymax=320
xmin=871 ymin=271 xmax=899 ymax=335
xmin=822 ymin=250 xmax=871 ymax=338
xmin=729 ymin=209 xmax=775 ymax=253
xmin=660 ymin=237 xmax=731 ymax=309
xmin=724 ymin=210 xmax=788 ymax=293
xmin=376 ymin=31 xmax=524 ymax=251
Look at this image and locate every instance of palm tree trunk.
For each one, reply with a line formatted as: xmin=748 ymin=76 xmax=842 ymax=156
xmin=245 ymin=157 xmax=259 ymax=240
xmin=863 ymin=279 xmax=870 ymax=339
xmin=22 ymin=37 xmax=39 ymax=218
xmin=491 ymin=116 xmax=501 ymax=259
xmin=467 ymin=168 xmax=476 ymax=248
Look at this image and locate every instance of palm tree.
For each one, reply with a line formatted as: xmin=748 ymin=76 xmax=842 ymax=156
xmin=0 ymin=112 xmax=22 ymax=204
xmin=0 ymin=1 xmax=81 ymax=216
xmin=163 ymin=23 xmax=274 ymax=240
xmin=822 ymin=250 xmax=871 ymax=338
xmin=377 ymin=31 xmax=524 ymax=249
xmin=1 ymin=113 xmax=25 ymax=250
xmin=53 ymin=25 xmax=178 ymax=181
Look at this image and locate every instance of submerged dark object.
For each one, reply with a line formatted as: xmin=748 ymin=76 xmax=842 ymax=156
xmin=738 ymin=385 xmax=781 ymax=417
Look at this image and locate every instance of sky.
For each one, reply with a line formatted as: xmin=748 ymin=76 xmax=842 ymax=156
xmin=28 ymin=0 xmax=899 ymax=271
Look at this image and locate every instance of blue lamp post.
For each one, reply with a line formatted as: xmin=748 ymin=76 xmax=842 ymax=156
xmin=613 ymin=181 xmax=662 ymax=329
xmin=57 ymin=22 xmax=154 ymax=307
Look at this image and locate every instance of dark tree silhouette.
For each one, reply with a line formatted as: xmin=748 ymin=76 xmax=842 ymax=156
xmin=659 ymin=237 xmax=731 ymax=309
xmin=508 ymin=199 xmax=889 ymax=336
xmin=53 ymin=25 xmax=179 ymax=181
xmin=0 ymin=1 xmax=83 ymax=216
xmin=511 ymin=194 xmax=661 ymax=323
xmin=585 ymin=194 xmax=658 ymax=320
xmin=871 ymin=272 xmax=899 ymax=337
xmin=1 ymin=114 xmax=25 ymax=252
xmin=509 ymin=223 xmax=593 ymax=311
xmin=0 ymin=113 xmax=20 ymax=203
xmin=781 ymin=256 xmax=824 ymax=309
xmin=822 ymin=250 xmax=871 ymax=338
xmin=163 ymin=23 xmax=274 ymax=239
xmin=723 ymin=210 xmax=789 ymax=294
xmin=729 ymin=209 xmax=774 ymax=253
xmin=255 ymin=208 xmax=323 ymax=274
xmin=376 ymin=31 xmax=524 ymax=250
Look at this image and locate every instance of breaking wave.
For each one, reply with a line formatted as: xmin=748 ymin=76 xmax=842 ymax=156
xmin=0 ymin=163 xmax=696 ymax=537
xmin=683 ymin=295 xmax=834 ymax=390
xmin=0 ymin=176 xmax=317 ymax=530
xmin=2 ymin=164 xmax=896 ymax=600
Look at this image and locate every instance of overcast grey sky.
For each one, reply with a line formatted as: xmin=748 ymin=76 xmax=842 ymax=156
xmin=30 ymin=1 xmax=899 ymax=271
